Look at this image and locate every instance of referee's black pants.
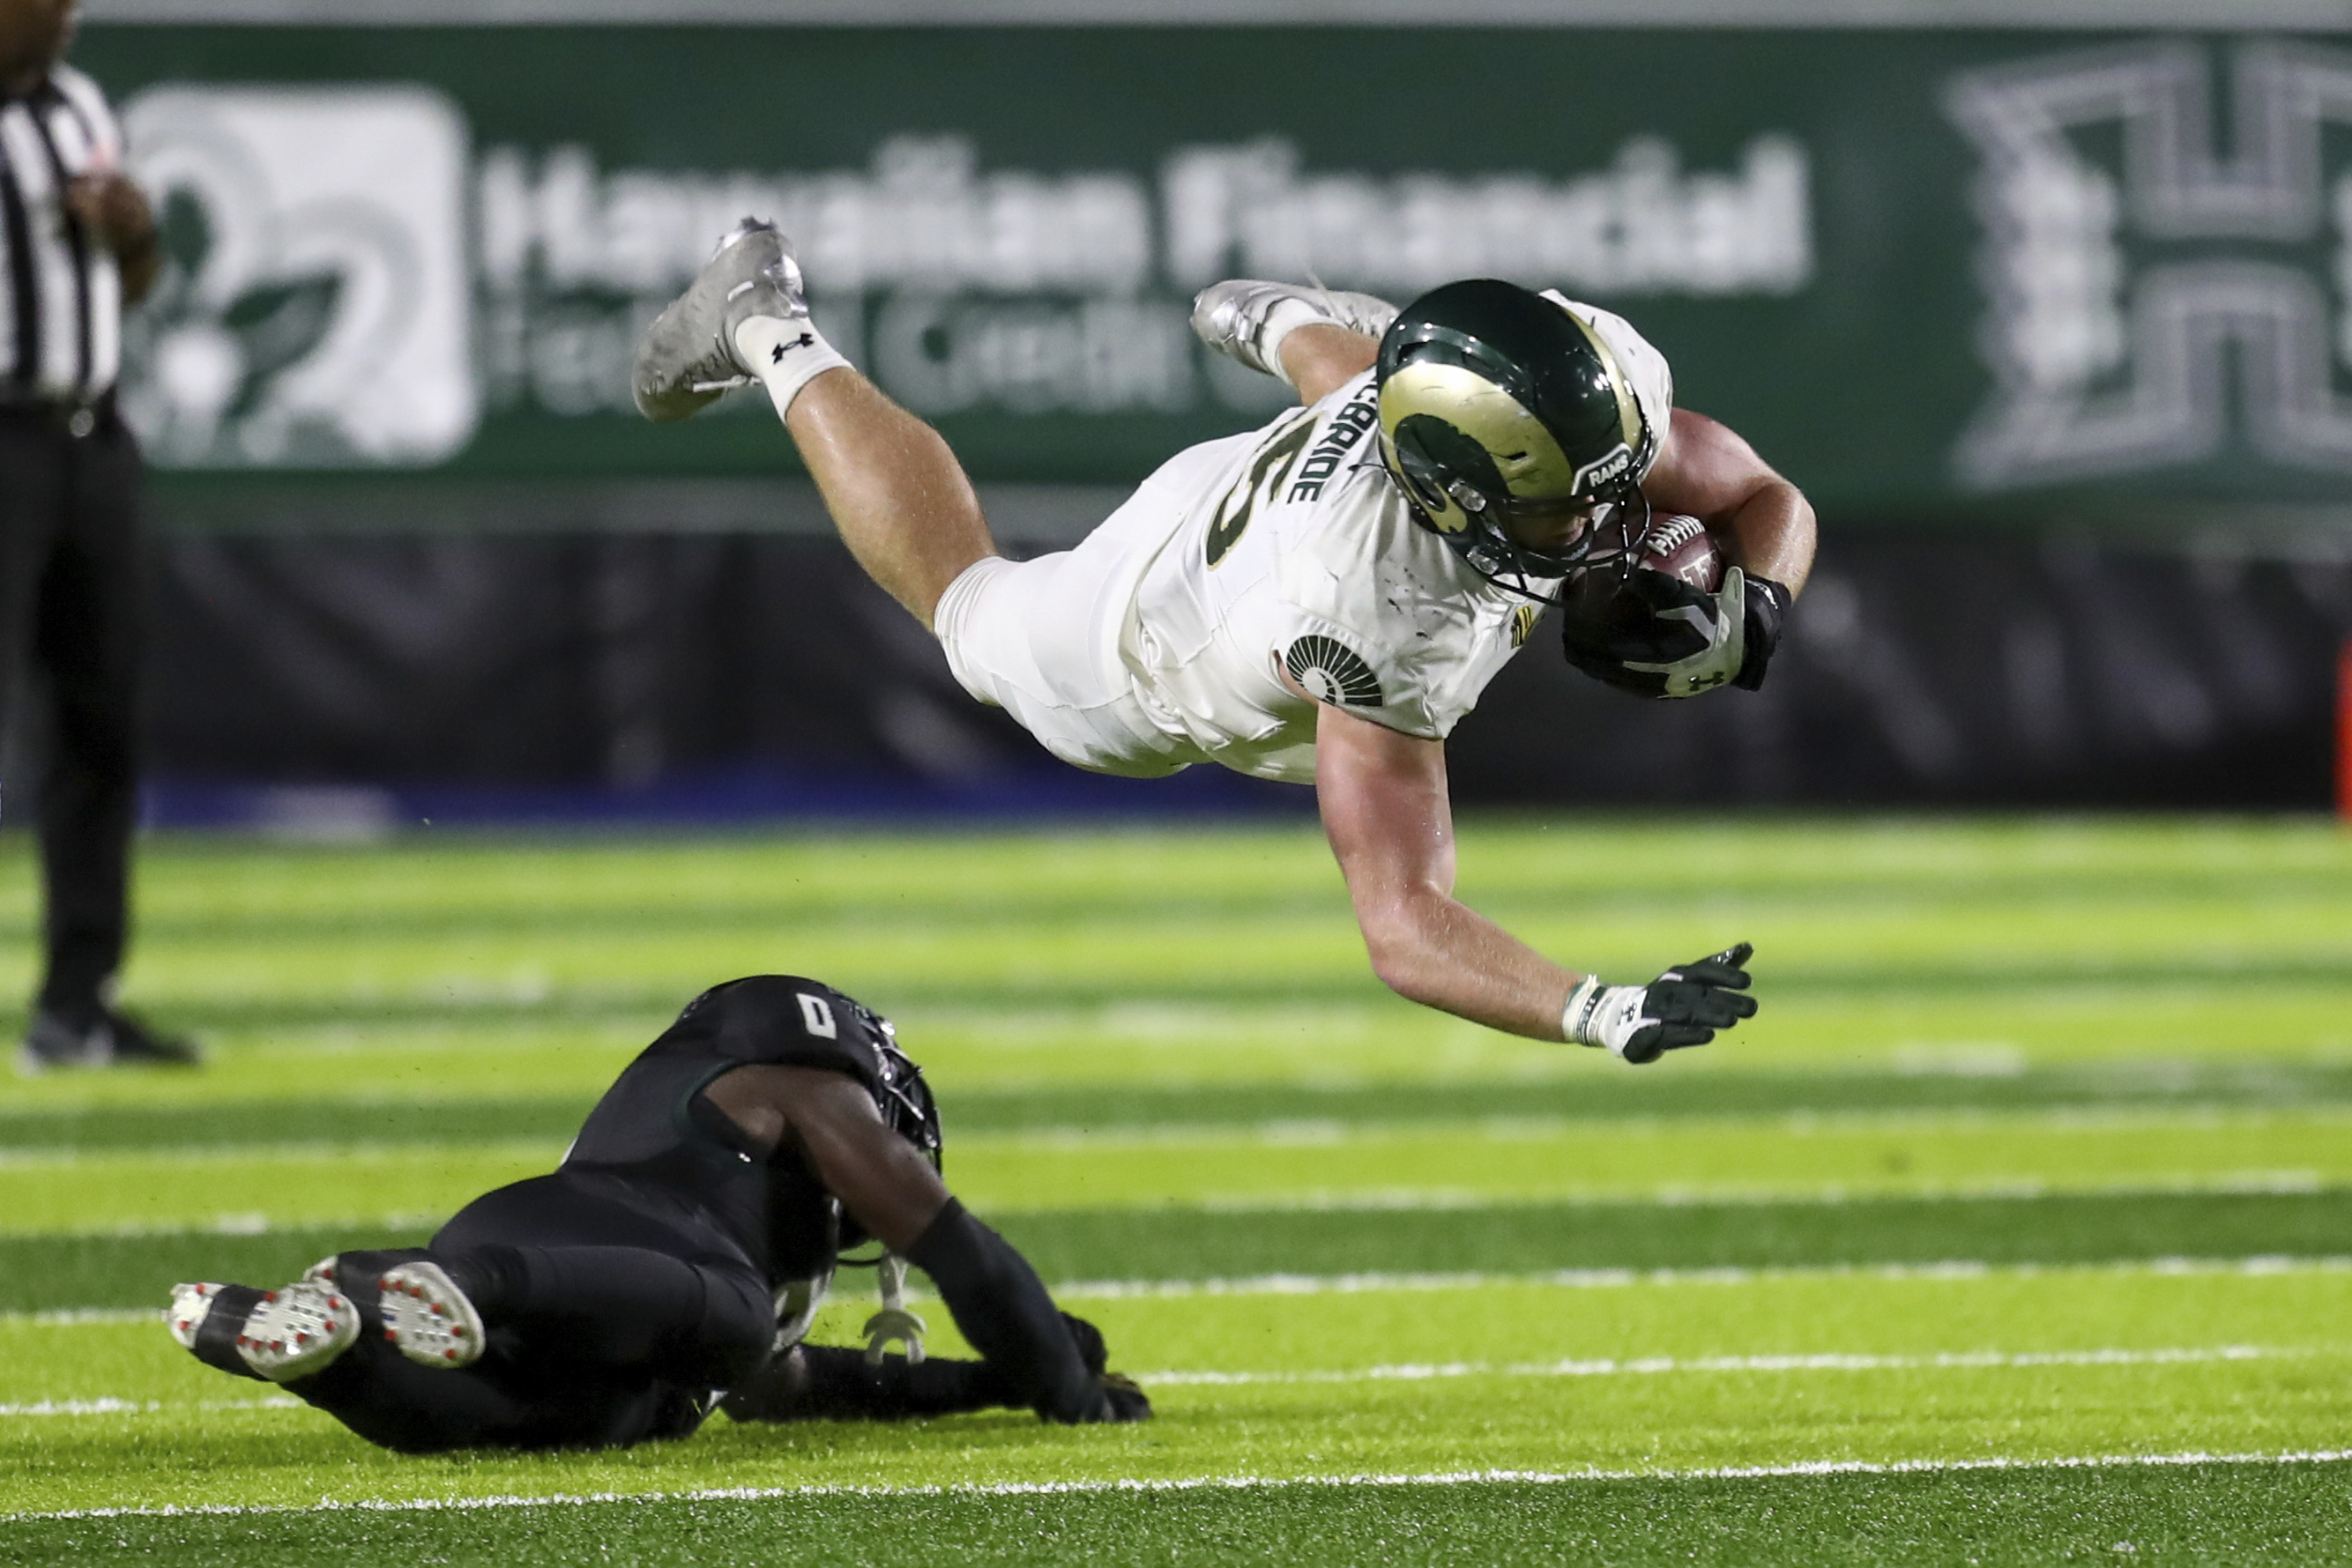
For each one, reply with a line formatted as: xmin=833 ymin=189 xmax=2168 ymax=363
xmin=0 ymin=405 xmax=144 ymax=1020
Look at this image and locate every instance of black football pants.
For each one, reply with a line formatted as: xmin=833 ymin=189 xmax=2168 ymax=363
xmin=287 ymin=1172 xmax=776 ymax=1453
xmin=0 ymin=406 xmax=144 ymax=1020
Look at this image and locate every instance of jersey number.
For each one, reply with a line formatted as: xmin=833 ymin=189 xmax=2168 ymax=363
xmin=1205 ymin=411 xmax=1317 ymax=569
xmin=797 ymin=993 xmax=837 ymax=1038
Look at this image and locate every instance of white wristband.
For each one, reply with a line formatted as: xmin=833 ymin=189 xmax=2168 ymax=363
xmin=1561 ymin=976 xmax=1607 ymax=1047
xmin=1254 ymin=298 xmax=1326 ymax=388
xmin=1564 ymin=976 xmax=1653 ymax=1059
xmin=736 ymin=314 xmax=852 ymax=419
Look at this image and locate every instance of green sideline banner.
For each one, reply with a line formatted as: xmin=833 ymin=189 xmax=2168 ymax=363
xmin=74 ymin=25 xmax=2352 ymax=519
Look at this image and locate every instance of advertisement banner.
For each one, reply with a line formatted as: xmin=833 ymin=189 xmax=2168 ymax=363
xmin=73 ymin=24 xmax=2352 ymax=521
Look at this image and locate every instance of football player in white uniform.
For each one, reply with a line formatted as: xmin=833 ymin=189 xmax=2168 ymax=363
xmin=635 ymin=223 xmax=1815 ymax=1065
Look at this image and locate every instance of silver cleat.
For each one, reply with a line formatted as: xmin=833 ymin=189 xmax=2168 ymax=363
xmin=377 ymin=1260 xmax=488 ymax=1370
xmin=1190 ymin=279 xmax=1400 ymax=383
xmin=632 ymin=218 xmax=812 ymax=423
xmin=167 ymin=1278 xmax=360 ymax=1384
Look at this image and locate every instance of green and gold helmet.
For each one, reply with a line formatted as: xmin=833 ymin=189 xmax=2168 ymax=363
xmin=1375 ymin=279 xmax=1660 ymax=597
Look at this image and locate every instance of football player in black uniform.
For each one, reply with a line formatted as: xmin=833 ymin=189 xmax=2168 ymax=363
xmin=165 ymin=976 xmax=1149 ymax=1452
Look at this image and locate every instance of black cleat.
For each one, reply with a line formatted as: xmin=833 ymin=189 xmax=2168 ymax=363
xmin=19 ymin=1007 xmax=201 ymax=1076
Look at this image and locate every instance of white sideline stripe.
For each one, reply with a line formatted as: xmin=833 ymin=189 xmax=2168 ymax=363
xmin=11 ymin=1450 xmax=2352 ymax=1523
xmin=8 ymin=1254 xmax=2349 ymax=1327
xmin=1050 ymin=1254 xmax=2352 ymax=1300
xmin=1135 ymin=1345 xmax=2301 ymax=1386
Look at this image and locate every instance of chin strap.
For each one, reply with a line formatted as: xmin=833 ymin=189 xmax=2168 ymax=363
xmin=862 ymin=1252 xmax=928 ymax=1365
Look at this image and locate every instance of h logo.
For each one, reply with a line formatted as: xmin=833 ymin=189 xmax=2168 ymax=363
xmin=1949 ymin=40 xmax=2352 ymax=488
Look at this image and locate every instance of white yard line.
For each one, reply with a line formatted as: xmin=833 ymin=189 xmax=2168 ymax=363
xmin=1052 ymin=1253 xmax=2352 ymax=1299
xmin=9 ymin=1252 xmax=2349 ymax=1329
xmin=1184 ymin=1172 xmax=2333 ymax=1210
xmin=0 ymin=1174 xmax=2337 ymax=1244
xmin=1135 ymin=1344 xmax=2302 ymax=1386
xmin=0 ymin=1396 xmax=298 ymax=1417
xmin=5 ymin=1345 xmax=2297 ymax=1416
xmin=9 ymin=1448 xmax=2352 ymax=1523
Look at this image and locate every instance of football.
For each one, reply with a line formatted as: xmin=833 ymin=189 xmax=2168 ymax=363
xmin=1559 ymin=513 xmax=1723 ymax=642
xmin=1630 ymin=513 xmax=1723 ymax=592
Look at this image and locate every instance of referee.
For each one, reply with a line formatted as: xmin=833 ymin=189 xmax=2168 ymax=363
xmin=0 ymin=0 xmax=191 ymax=1073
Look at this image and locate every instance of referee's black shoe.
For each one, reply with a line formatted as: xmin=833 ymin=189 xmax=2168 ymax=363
xmin=18 ymin=1005 xmax=202 ymax=1075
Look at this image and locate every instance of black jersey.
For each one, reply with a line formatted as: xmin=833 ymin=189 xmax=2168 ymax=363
xmin=560 ymin=976 xmax=905 ymax=1288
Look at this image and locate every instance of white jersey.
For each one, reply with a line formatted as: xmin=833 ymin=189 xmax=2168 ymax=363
xmin=1115 ymin=369 xmax=1545 ymax=784
xmin=932 ymin=296 xmax=1674 ymax=787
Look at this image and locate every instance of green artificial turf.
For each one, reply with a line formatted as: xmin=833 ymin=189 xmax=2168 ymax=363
xmin=9 ymin=1188 xmax=2352 ymax=1315
xmin=12 ymin=1057 xmax=2352 ymax=1153
xmin=1 ymin=818 xmax=2348 ymax=1561
xmin=8 ymin=1463 xmax=2352 ymax=1568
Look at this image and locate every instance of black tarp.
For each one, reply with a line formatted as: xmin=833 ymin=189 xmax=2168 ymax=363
xmin=130 ymin=530 xmax=2352 ymax=814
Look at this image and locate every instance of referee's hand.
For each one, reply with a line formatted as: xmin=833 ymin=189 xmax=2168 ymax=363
xmin=66 ymin=170 xmax=152 ymax=256
xmin=68 ymin=170 xmax=159 ymax=302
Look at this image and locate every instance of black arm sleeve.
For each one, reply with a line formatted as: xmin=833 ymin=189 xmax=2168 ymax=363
xmin=905 ymin=1199 xmax=1106 ymax=1424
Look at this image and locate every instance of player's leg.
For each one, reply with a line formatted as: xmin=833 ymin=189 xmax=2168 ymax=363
xmin=420 ymin=1173 xmax=775 ymax=1389
xmin=168 ymin=1260 xmax=692 ymax=1453
xmin=634 ymin=221 xmax=995 ymax=630
xmin=772 ymin=361 xmax=995 ymax=633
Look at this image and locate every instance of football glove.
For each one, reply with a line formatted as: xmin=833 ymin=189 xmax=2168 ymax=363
xmin=1060 ymin=1312 xmax=1154 ymax=1422
xmin=1093 ymin=1371 xmax=1154 ymax=1423
xmin=1561 ymin=568 xmax=1792 ymax=698
xmin=1562 ymin=943 xmax=1758 ymax=1065
xmin=1731 ymin=576 xmax=1792 ymax=691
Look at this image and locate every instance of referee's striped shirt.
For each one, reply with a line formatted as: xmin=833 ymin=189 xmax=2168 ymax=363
xmin=0 ymin=64 xmax=122 ymax=405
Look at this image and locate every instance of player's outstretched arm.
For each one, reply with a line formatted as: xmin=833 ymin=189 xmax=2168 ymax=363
xmin=1312 ymin=704 xmax=1756 ymax=1054
xmin=711 ymin=1066 xmax=1148 ymax=1423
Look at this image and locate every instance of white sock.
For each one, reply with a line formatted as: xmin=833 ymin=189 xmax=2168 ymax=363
xmin=1257 ymin=298 xmax=1326 ymax=387
xmin=736 ymin=314 xmax=853 ymax=420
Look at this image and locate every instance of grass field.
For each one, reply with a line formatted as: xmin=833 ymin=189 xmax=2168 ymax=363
xmin=1 ymin=815 xmax=2349 ymax=1564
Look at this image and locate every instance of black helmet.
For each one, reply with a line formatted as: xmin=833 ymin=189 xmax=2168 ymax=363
xmin=845 ymin=998 xmax=942 ymax=1173
xmin=1375 ymin=279 xmax=1660 ymax=598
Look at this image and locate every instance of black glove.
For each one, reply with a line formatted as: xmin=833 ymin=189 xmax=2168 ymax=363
xmin=1563 ymin=943 xmax=1759 ymax=1065
xmin=1733 ymin=576 xmax=1792 ymax=691
xmin=1095 ymin=1371 xmax=1154 ymax=1423
xmin=1560 ymin=569 xmax=1790 ymax=699
xmin=1058 ymin=1312 xmax=1153 ymax=1422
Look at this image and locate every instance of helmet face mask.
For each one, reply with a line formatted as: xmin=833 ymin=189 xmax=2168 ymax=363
xmin=1375 ymin=281 xmax=1658 ymax=600
xmin=845 ymin=999 xmax=942 ymax=1173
